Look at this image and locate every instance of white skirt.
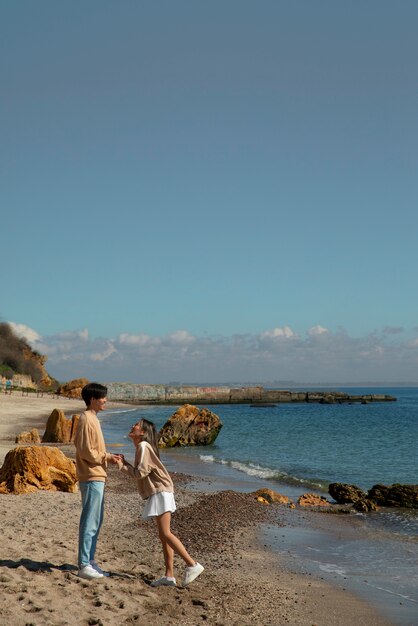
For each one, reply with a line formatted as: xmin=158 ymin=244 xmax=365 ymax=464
xmin=142 ymin=491 xmax=176 ymax=519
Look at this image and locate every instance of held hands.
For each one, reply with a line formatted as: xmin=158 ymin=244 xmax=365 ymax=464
xmin=108 ymin=453 xmax=124 ymax=465
xmin=110 ymin=453 xmax=127 ymax=470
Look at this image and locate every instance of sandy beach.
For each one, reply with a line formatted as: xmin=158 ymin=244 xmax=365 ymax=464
xmin=0 ymin=393 xmax=394 ymax=626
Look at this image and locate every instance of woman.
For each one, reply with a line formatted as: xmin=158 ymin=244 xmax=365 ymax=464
xmin=117 ymin=418 xmax=204 ymax=587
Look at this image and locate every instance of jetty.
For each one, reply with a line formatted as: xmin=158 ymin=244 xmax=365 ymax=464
xmin=106 ymin=383 xmax=396 ymax=405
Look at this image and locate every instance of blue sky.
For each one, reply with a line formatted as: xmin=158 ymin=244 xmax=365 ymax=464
xmin=2 ymin=1 xmax=418 ymax=384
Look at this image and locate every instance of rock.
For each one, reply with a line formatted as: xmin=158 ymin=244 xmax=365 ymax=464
xmin=320 ymin=395 xmax=335 ymax=404
xmin=367 ymin=484 xmax=418 ymax=508
xmin=298 ymin=493 xmax=331 ymax=507
xmin=256 ymin=496 xmax=269 ymax=505
xmin=329 ymin=482 xmax=418 ymax=511
xmin=328 ymin=482 xmax=367 ymax=504
xmin=15 ymin=428 xmax=41 ymax=444
xmin=42 ymin=409 xmax=80 ymax=443
xmin=56 ymin=377 xmax=89 ymax=399
xmin=251 ymin=488 xmax=289 ymax=505
xmin=0 ymin=446 xmax=77 ymax=494
xmin=306 ymin=392 xmax=324 ymax=403
xmin=158 ymin=404 xmax=223 ymax=447
xmin=353 ymin=499 xmax=378 ymax=512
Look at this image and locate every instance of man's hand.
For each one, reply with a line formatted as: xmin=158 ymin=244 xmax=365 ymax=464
xmin=108 ymin=453 xmax=126 ymax=469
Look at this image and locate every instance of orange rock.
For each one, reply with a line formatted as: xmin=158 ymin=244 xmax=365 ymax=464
xmin=56 ymin=378 xmax=89 ymax=399
xmin=158 ymin=404 xmax=223 ymax=447
xmin=15 ymin=428 xmax=41 ymax=444
xmin=252 ymin=488 xmax=289 ymax=505
xmin=0 ymin=446 xmax=77 ymax=494
xmin=256 ymin=496 xmax=269 ymax=505
xmin=42 ymin=409 xmax=80 ymax=443
xmin=298 ymin=493 xmax=331 ymax=507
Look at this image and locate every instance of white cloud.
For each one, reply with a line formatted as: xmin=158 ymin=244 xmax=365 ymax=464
xmin=260 ymin=326 xmax=296 ymax=340
xmin=360 ymin=346 xmax=384 ymax=358
xmin=307 ymin=325 xmax=328 ymax=336
xmin=79 ymin=329 xmax=89 ymax=341
xmin=90 ymin=342 xmax=117 ymax=362
xmin=166 ymin=330 xmax=195 ymax=344
xmin=8 ymin=322 xmax=41 ymax=344
xmin=10 ymin=321 xmax=418 ymax=384
xmin=118 ymin=333 xmax=155 ymax=347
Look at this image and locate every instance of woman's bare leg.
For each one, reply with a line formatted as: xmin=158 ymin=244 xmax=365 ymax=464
xmin=160 ymin=537 xmax=175 ymax=578
xmin=156 ymin=512 xmax=195 ymax=568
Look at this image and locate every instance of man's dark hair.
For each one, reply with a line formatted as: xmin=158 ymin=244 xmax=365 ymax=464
xmin=81 ymin=382 xmax=108 ymax=407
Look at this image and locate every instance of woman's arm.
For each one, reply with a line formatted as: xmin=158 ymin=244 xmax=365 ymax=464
xmin=118 ymin=443 xmax=152 ymax=479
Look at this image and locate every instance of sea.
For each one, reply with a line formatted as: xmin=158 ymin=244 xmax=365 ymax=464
xmin=100 ymin=387 xmax=418 ymax=625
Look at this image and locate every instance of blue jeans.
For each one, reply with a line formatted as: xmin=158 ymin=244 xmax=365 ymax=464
xmin=78 ymin=481 xmax=105 ymax=568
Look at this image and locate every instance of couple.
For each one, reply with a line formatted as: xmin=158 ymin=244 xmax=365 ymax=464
xmin=74 ymin=382 xmax=204 ymax=588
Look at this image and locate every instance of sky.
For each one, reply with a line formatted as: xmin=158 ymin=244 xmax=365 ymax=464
xmin=1 ymin=1 xmax=418 ymax=385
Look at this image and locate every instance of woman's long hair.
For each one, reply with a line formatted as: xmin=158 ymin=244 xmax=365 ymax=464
xmin=138 ymin=418 xmax=160 ymax=458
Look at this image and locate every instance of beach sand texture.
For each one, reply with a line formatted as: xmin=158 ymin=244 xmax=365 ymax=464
xmin=0 ymin=394 xmax=393 ymax=626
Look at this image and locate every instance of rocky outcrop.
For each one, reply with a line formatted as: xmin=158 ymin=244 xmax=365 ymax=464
xmin=329 ymin=482 xmax=377 ymax=511
xmin=21 ymin=345 xmax=58 ymax=389
xmin=329 ymin=482 xmax=418 ymax=510
xmin=57 ymin=378 xmax=89 ymax=399
xmin=0 ymin=322 xmax=57 ymax=389
xmin=0 ymin=446 xmax=77 ymax=494
xmin=298 ymin=493 xmax=331 ymax=507
xmin=329 ymin=482 xmax=367 ymax=504
xmin=15 ymin=428 xmax=41 ymax=444
xmin=352 ymin=499 xmax=378 ymax=512
xmin=367 ymin=484 xmax=418 ymax=508
xmin=42 ymin=409 xmax=80 ymax=443
xmin=158 ymin=404 xmax=223 ymax=447
xmin=251 ymin=488 xmax=289 ymax=505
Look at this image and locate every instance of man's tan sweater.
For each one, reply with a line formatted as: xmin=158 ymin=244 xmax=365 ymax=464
xmin=121 ymin=441 xmax=173 ymax=499
xmin=74 ymin=409 xmax=110 ymax=482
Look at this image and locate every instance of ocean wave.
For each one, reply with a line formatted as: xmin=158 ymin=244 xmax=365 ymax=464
xmin=199 ymin=454 xmax=327 ymax=491
xmin=318 ymin=562 xmax=347 ymax=577
xmin=104 ymin=408 xmax=139 ymax=415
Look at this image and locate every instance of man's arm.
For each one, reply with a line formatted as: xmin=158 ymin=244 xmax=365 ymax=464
xmin=76 ymin=421 xmax=107 ymax=465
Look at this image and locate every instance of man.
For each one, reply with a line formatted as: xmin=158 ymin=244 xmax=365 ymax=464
xmin=74 ymin=382 xmax=119 ymax=580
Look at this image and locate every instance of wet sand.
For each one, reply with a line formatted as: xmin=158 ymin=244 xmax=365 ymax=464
xmin=0 ymin=393 xmax=394 ymax=625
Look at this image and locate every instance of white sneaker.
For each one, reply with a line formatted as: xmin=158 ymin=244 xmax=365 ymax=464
xmin=78 ymin=564 xmax=104 ymax=580
xmin=183 ymin=562 xmax=204 ymax=587
xmin=90 ymin=560 xmax=110 ymax=577
xmin=151 ymin=576 xmax=177 ymax=587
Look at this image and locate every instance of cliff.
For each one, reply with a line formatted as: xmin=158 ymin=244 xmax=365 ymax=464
xmin=0 ymin=323 xmax=56 ymax=389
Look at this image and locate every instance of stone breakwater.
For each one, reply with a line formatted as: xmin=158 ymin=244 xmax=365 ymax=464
xmin=106 ymin=383 xmax=396 ymax=405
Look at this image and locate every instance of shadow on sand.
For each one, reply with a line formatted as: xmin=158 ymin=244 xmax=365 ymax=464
xmin=0 ymin=558 xmax=138 ymax=580
xmin=0 ymin=558 xmax=77 ymax=573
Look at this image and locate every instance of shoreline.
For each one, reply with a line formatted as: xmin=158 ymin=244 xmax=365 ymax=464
xmin=0 ymin=393 xmax=127 ymax=463
xmin=158 ymin=449 xmax=418 ymax=626
xmin=0 ymin=395 xmax=395 ymax=625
